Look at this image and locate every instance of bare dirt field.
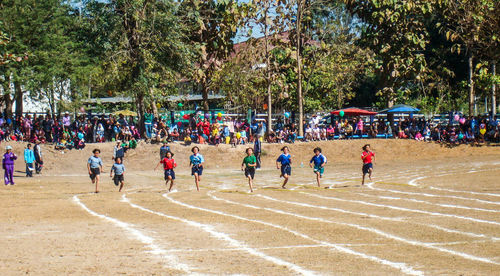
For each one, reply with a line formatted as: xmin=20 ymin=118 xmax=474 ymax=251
xmin=1 ymin=140 xmax=499 ymax=275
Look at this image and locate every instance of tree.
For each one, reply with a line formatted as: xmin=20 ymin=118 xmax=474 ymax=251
xmin=179 ymin=0 xmax=249 ymax=112
xmin=81 ymin=0 xmax=190 ymax=132
xmin=343 ymin=0 xmax=433 ymax=108
xmin=439 ymin=0 xmax=500 ymax=115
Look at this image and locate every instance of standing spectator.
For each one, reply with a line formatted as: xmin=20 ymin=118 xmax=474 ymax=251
xmin=3 ymin=145 xmax=17 ymax=185
xmin=253 ymin=134 xmax=262 ymax=169
xmin=34 ymin=140 xmax=43 ymax=174
xmin=62 ymin=112 xmax=71 ymax=129
xmin=24 ymin=143 xmax=35 ymax=177
xmin=144 ymin=109 xmax=154 ymax=139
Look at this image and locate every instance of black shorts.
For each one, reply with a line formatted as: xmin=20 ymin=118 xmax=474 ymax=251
xmin=362 ymin=163 xmax=373 ymax=174
xmin=89 ymin=168 xmax=100 ymax=180
xmin=191 ymin=165 xmax=203 ymax=176
xmin=164 ymin=169 xmax=176 ymax=180
xmin=113 ymin=174 xmax=124 ymax=186
xmin=280 ymin=164 xmax=291 ymax=176
xmin=244 ymin=167 xmax=255 ymax=179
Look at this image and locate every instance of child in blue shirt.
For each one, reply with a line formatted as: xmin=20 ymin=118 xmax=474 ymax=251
xmin=189 ymin=146 xmax=204 ymax=191
xmin=309 ymin=147 xmax=327 ymax=187
xmin=276 ymin=146 xmax=292 ymax=189
xmin=110 ymin=157 xmax=125 ymax=192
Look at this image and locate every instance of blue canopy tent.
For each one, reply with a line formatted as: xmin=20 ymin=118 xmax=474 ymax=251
xmin=378 ymin=104 xmax=420 ymax=114
xmin=379 ymin=104 xmax=420 ymax=119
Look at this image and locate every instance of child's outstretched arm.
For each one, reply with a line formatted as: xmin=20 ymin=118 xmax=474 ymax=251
xmin=110 ymin=166 xmax=114 ymax=177
xmin=154 ymin=162 xmax=161 ymax=171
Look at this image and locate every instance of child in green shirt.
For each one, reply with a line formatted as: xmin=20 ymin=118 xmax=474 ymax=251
xmin=241 ymin=148 xmax=257 ymax=193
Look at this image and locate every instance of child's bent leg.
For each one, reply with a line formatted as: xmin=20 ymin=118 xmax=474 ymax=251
xmin=282 ymin=175 xmax=289 ymax=188
xmin=95 ymin=175 xmax=100 ymax=193
xmin=169 ymin=179 xmax=175 ymax=192
xmin=119 ymin=181 xmax=124 ymax=192
xmin=194 ymin=174 xmax=200 ymax=191
xmin=248 ymin=176 xmax=253 ymax=192
xmin=316 ymin=172 xmax=321 ymax=187
xmin=368 ymin=168 xmax=373 ymax=181
xmin=362 ymin=173 xmax=365 ymax=185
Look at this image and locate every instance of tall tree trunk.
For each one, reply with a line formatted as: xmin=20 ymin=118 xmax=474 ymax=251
xmin=202 ymin=83 xmax=209 ymax=112
xmin=296 ymin=0 xmax=304 ymax=137
xmin=492 ymin=62 xmax=496 ymax=115
xmin=3 ymin=93 xmax=13 ymax=119
xmin=14 ymin=81 xmax=23 ymax=118
xmin=264 ymin=4 xmax=272 ymax=135
xmin=468 ymin=54 xmax=475 ymax=116
xmin=136 ymin=92 xmax=145 ymax=136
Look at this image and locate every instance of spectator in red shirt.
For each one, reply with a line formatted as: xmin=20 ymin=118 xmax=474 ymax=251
xmin=361 ymin=144 xmax=375 ymax=185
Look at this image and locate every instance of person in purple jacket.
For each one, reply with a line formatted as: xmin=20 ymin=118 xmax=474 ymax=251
xmin=3 ymin=145 xmax=17 ymax=185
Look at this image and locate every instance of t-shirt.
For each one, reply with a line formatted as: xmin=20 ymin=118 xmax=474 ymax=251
xmin=111 ymin=163 xmax=125 ymax=175
xmin=243 ymin=155 xmax=256 ymax=168
xmin=276 ymin=154 xmax=291 ymax=165
xmin=310 ymin=154 xmax=327 ymax=167
xmin=190 ymin=154 xmax=204 ymax=166
xmin=160 ymin=158 xmax=176 ymax=170
xmin=160 ymin=146 xmax=170 ymax=159
xmin=88 ymin=156 xmax=103 ymax=168
xmin=361 ymin=151 xmax=375 ymax=164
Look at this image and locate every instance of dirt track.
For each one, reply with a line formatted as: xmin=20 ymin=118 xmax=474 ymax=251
xmin=0 ymin=140 xmax=499 ymax=275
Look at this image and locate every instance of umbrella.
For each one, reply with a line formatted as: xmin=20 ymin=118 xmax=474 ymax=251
xmin=113 ymin=110 xmax=137 ymax=116
xmin=331 ymin=107 xmax=377 ymax=116
xmin=378 ymin=104 xmax=420 ymax=114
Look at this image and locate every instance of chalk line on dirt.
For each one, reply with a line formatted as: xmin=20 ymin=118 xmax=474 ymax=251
xmin=256 ymin=194 xmax=499 ymax=265
xmin=356 ymin=193 xmax=500 ymax=214
xmin=122 ymin=194 xmax=317 ymax=276
xmin=72 ymin=195 xmax=192 ymax=273
xmin=302 ymin=191 xmax=500 ymax=226
xmin=189 ymin=192 xmax=425 ymax=276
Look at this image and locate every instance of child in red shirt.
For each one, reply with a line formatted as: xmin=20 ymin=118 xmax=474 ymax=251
xmin=155 ymin=151 xmax=177 ymax=192
xmin=361 ymin=144 xmax=375 ymax=185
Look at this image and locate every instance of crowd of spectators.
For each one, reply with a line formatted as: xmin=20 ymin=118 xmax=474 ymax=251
xmin=2 ymin=110 xmax=499 ymax=148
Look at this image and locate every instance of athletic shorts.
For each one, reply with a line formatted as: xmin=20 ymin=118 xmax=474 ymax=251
xmin=191 ymin=165 xmax=203 ymax=176
xmin=281 ymin=164 xmax=291 ymax=176
xmin=362 ymin=163 xmax=373 ymax=174
xmin=113 ymin=174 xmax=124 ymax=186
xmin=314 ymin=165 xmax=324 ymax=175
xmin=244 ymin=167 xmax=255 ymax=179
xmin=89 ymin=168 xmax=100 ymax=180
xmin=164 ymin=169 xmax=176 ymax=180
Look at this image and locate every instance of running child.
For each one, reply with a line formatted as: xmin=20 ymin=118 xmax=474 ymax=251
xmin=276 ymin=146 xmax=292 ymax=189
xmin=155 ymin=151 xmax=177 ymax=192
xmin=110 ymin=157 xmax=125 ymax=192
xmin=309 ymin=147 xmax=327 ymax=187
xmin=3 ymin=146 xmax=17 ymax=185
xmin=361 ymin=144 xmax=375 ymax=185
xmin=87 ymin=148 xmax=104 ymax=193
xmin=189 ymin=146 xmax=204 ymax=191
xmin=241 ymin=148 xmax=257 ymax=192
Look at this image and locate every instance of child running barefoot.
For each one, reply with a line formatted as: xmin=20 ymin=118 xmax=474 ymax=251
xmin=155 ymin=151 xmax=177 ymax=192
xmin=189 ymin=146 xmax=204 ymax=191
xmin=276 ymin=146 xmax=292 ymax=189
xmin=309 ymin=147 xmax=327 ymax=187
xmin=241 ymin=148 xmax=257 ymax=193
xmin=110 ymin=157 xmax=125 ymax=192
xmin=361 ymin=144 xmax=375 ymax=185
xmin=87 ymin=149 xmax=104 ymax=193
xmin=3 ymin=146 xmax=17 ymax=185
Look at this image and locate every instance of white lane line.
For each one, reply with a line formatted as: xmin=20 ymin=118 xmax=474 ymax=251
xmin=122 ymin=195 xmax=317 ymax=276
xmin=357 ymin=193 xmax=500 ymax=214
xmin=368 ymin=182 xmax=500 ymax=206
xmin=72 ymin=195 xmax=191 ymax=273
xmin=429 ymin=186 xmax=500 ymax=198
xmin=192 ymin=192 xmax=425 ymax=276
xmin=256 ymin=194 xmax=499 ymax=265
xmin=301 ymin=192 xmax=500 ymax=226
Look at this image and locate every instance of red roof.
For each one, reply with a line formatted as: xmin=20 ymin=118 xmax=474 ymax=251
xmin=331 ymin=108 xmax=377 ymax=116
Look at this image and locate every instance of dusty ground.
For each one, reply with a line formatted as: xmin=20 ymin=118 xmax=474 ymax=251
xmin=0 ymin=140 xmax=499 ymax=275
